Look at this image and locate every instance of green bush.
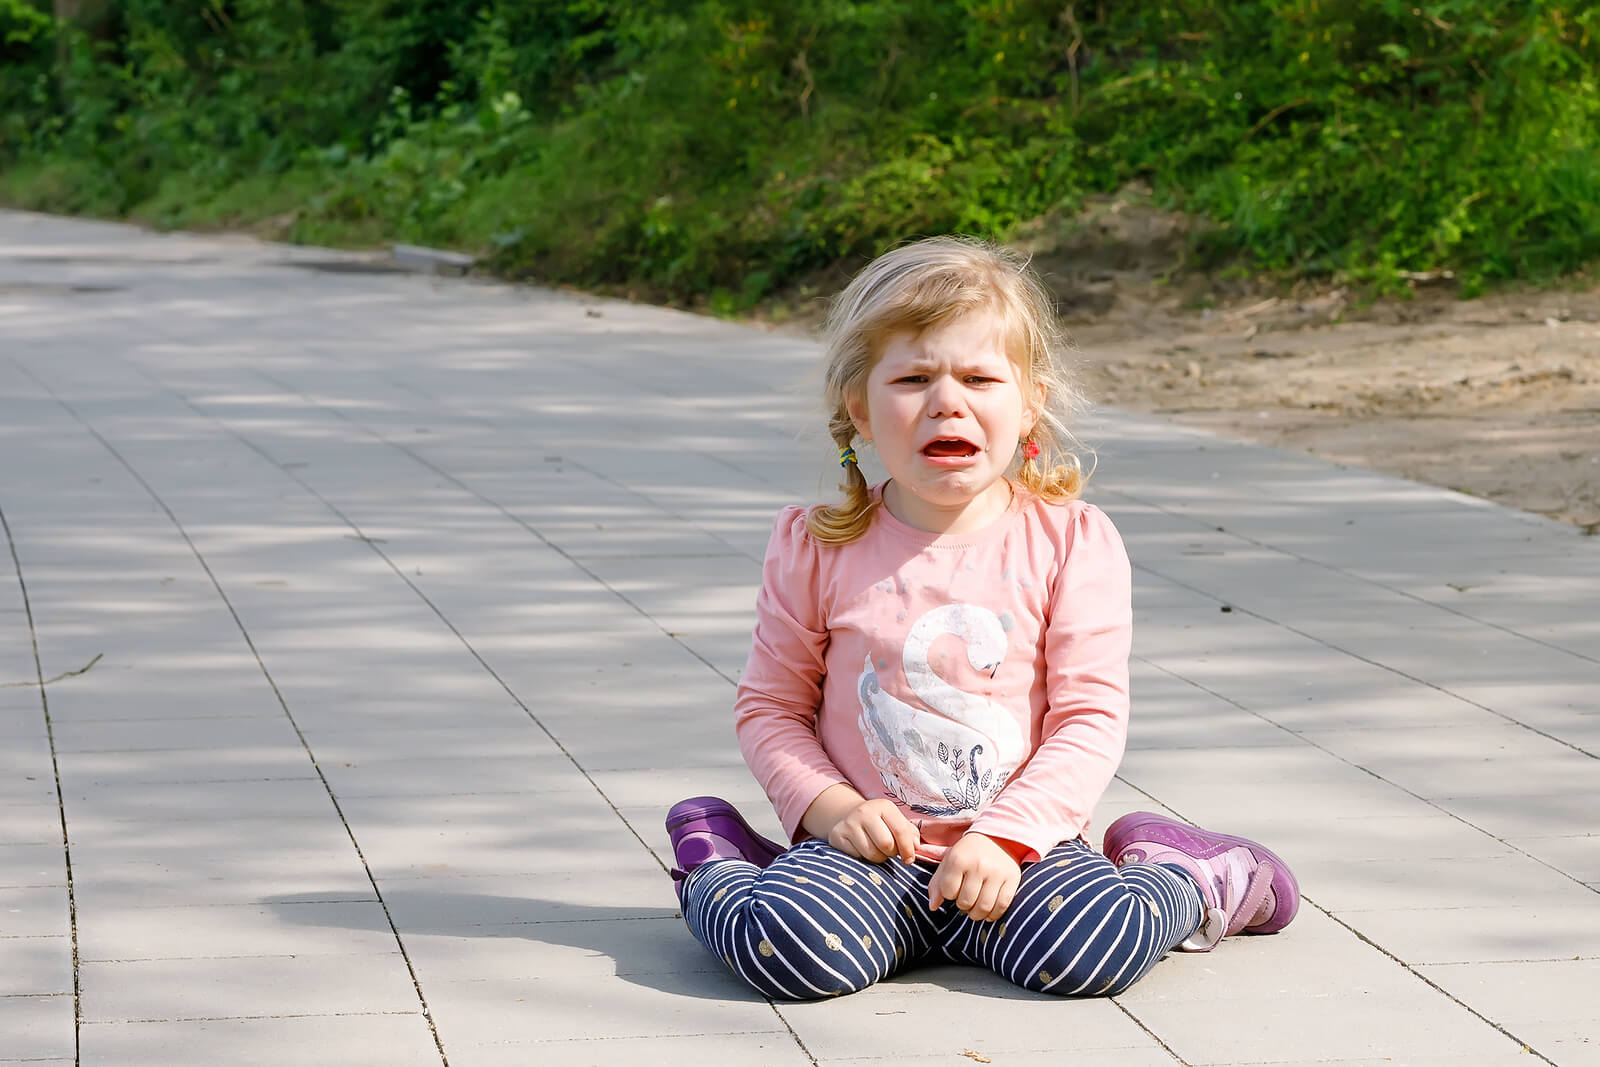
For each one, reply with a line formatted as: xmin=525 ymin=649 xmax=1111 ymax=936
xmin=3 ymin=1 xmax=1597 ymax=301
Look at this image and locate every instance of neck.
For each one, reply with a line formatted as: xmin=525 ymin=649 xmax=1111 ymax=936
xmin=882 ymin=480 xmax=1014 ymax=535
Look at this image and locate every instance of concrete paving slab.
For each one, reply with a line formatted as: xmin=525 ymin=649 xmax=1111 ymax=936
xmin=0 ymin=802 xmax=62 ymax=844
xmin=0 ymin=843 xmax=67 ymax=890
xmin=816 ymin=1054 xmax=1182 ymax=1067
xmin=1506 ymin=834 xmax=1600 ymax=883
xmin=400 ymin=917 xmax=713 ymax=984
xmin=59 ymin=777 xmax=328 ymax=822
xmin=319 ymin=754 xmax=594 ymax=799
xmin=4 ymin=211 xmax=1598 ymax=1065
xmin=81 ymin=951 xmax=421 ymax=1023
xmin=70 ymin=858 xmax=375 ymax=912
xmin=0 ymin=936 xmax=73 ymax=997
xmin=0 ymin=993 xmax=75 ymax=1061
xmin=74 ymin=900 xmax=401 ymax=962
xmin=447 ymin=1032 xmax=814 ymax=1067
xmin=421 ymin=967 xmax=779 ymax=1045
xmin=1129 ymin=992 xmax=1529 ymax=1065
xmin=76 ymin=1013 xmax=441 ymax=1067
xmin=778 ymin=967 xmax=1157 ymax=1059
xmin=0 ymin=885 xmax=71 ymax=939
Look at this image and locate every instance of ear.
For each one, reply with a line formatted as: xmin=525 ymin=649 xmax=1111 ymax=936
xmin=847 ymin=396 xmax=872 ymax=442
xmin=1020 ymin=382 xmax=1046 ymax=436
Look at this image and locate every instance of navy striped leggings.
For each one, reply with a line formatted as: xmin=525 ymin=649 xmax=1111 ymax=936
xmin=681 ymin=837 xmax=1202 ymax=1000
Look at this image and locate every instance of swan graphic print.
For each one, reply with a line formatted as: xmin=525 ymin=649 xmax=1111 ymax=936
xmin=857 ymin=603 xmax=1027 ymax=816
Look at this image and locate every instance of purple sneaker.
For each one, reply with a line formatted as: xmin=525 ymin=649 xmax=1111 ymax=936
xmin=1103 ymin=812 xmax=1299 ymax=951
xmin=665 ymin=796 xmax=786 ymax=897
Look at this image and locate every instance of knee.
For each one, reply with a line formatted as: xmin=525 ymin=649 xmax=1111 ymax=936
xmin=1007 ymin=902 xmax=1154 ymax=998
xmin=721 ymin=903 xmax=879 ymax=1000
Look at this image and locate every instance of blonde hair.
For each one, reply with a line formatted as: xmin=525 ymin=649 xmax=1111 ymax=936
xmin=807 ymin=236 xmax=1091 ymax=544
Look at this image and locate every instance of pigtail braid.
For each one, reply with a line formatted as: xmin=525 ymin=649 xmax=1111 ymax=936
xmin=805 ymin=415 xmax=880 ymax=544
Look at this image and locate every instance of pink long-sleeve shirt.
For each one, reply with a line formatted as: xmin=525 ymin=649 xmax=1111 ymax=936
xmin=734 ymin=485 xmax=1132 ymax=865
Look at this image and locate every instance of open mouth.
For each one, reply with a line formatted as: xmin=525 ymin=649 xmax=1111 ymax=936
xmin=922 ymin=438 xmax=979 ymax=458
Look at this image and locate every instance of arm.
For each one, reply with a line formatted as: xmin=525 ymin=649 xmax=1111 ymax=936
xmin=734 ymin=508 xmax=855 ymax=841
xmin=966 ymin=504 xmax=1133 ymax=861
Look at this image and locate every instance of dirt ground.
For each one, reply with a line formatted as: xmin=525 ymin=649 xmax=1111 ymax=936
xmin=998 ymin=198 xmax=1600 ymax=533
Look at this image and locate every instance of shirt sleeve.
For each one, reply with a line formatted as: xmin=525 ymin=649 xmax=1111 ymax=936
xmin=968 ymin=503 xmax=1132 ymax=860
xmin=734 ymin=506 xmax=852 ymax=841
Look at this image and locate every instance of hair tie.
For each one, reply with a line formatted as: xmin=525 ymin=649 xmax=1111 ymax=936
xmin=839 ymin=445 xmax=858 ymax=468
xmin=1021 ymin=440 xmax=1041 ymax=461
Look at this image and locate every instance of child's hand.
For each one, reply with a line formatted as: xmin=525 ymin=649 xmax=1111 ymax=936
xmin=928 ymin=832 xmax=1021 ymax=922
xmin=827 ymin=797 xmax=921 ymax=865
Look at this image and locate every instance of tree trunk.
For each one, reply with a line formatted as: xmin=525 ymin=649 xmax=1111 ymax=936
xmin=52 ymin=0 xmax=113 ymax=87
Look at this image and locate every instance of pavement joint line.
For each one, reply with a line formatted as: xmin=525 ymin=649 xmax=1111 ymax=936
xmin=766 ymin=1002 xmax=823 ymax=1067
xmin=1106 ymin=998 xmax=1192 ymax=1065
xmin=0 ymin=993 xmax=71 ymax=999
xmin=1129 ymin=653 xmax=1600 ymax=899
xmin=11 ymin=359 xmax=453 ymax=1067
xmin=1104 ymin=483 xmax=1600 ymax=667
xmin=0 ymin=501 xmax=82 ymax=1064
xmin=1132 ymin=558 xmax=1600 ymax=763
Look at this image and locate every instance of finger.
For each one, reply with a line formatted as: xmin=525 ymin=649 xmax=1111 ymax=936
xmin=954 ymin=870 xmax=982 ymax=914
xmin=969 ymin=880 xmax=1001 ymax=922
xmin=829 ymin=826 xmax=867 ymax=862
xmin=990 ymin=878 xmax=1018 ymax=921
xmin=864 ymin=817 xmax=899 ymax=862
xmin=853 ymin=823 xmax=891 ymax=863
xmin=889 ymin=818 xmax=920 ymax=865
xmin=927 ymin=862 xmax=955 ymax=911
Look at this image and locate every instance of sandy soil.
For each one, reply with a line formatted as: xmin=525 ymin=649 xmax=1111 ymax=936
xmin=1062 ymin=280 xmax=1600 ymax=534
xmin=1010 ymin=200 xmax=1600 ymax=534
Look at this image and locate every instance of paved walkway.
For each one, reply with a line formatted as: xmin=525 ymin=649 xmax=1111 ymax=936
xmin=2 ymin=209 xmax=1597 ymax=1066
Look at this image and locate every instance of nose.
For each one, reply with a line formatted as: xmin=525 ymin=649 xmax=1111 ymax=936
xmin=925 ymin=374 xmax=968 ymax=419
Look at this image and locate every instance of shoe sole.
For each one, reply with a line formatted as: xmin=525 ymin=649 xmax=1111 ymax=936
xmin=1104 ymin=812 xmax=1300 ymax=934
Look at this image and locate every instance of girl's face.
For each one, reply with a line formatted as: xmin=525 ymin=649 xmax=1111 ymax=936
xmin=849 ymin=312 xmax=1040 ymax=534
